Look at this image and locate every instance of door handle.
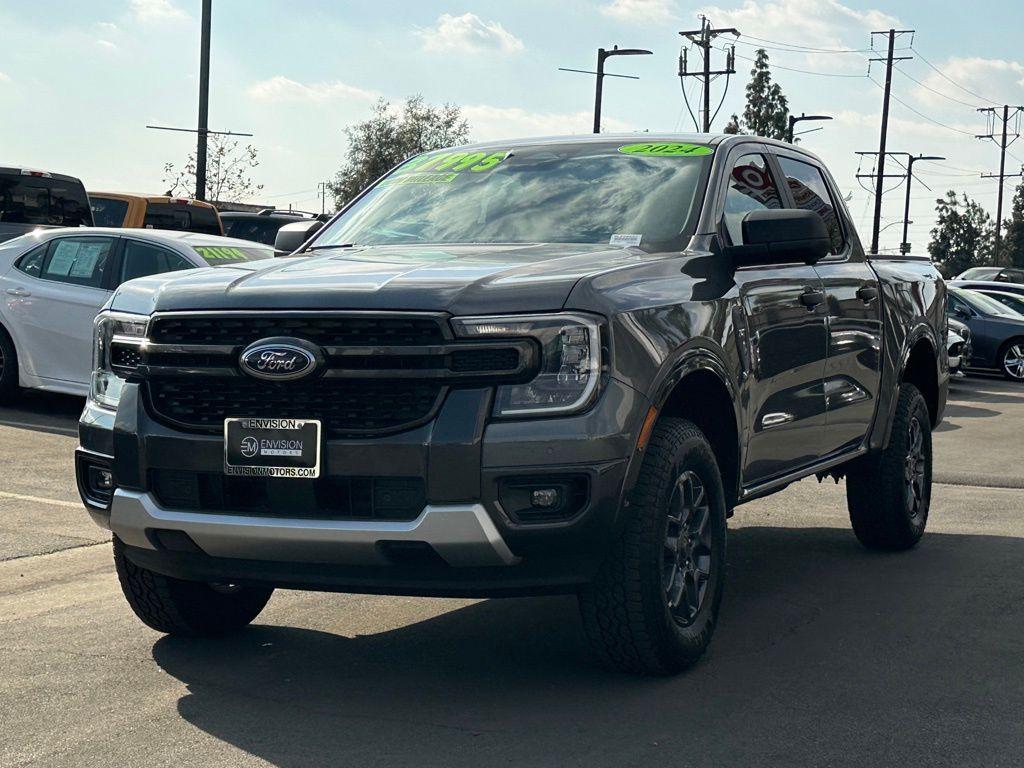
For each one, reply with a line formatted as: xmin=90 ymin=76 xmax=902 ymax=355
xmin=5 ymin=288 xmax=31 ymax=297
xmin=856 ymin=285 xmax=878 ymax=303
xmin=799 ymin=289 xmax=825 ymax=309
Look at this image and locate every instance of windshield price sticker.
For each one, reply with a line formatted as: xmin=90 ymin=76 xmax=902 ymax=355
xmin=379 ymin=172 xmax=459 ymax=186
xmin=610 ymin=233 xmax=642 ymax=247
xmin=617 ymin=142 xmax=714 ymax=157
xmin=394 ymin=150 xmax=510 ymax=178
xmin=195 ymin=246 xmax=249 ymax=261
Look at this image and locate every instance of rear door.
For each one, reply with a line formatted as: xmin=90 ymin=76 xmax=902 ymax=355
xmin=2 ymin=234 xmax=118 ymax=387
xmin=720 ymin=146 xmax=830 ymax=485
xmin=774 ymin=151 xmax=884 ymax=456
xmin=116 ymin=238 xmax=195 ymax=286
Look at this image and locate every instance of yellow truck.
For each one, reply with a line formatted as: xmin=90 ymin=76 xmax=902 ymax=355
xmin=89 ymin=192 xmax=223 ymax=235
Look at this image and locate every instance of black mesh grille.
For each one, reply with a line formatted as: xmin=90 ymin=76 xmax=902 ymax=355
xmin=450 ymin=347 xmax=520 ymax=372
xmin=150 ymin=315 xmax=445 ymax=347
xmin=150 ymin=470 xmax=425 ymax=521
xmin=147 ymin=378 xmax=442 ymax=436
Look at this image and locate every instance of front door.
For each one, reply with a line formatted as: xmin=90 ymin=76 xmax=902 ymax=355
xmin=721 ymin=149 xmax=829 ymax=485
xmin=775 ymin=153 xmax=884 ymax=456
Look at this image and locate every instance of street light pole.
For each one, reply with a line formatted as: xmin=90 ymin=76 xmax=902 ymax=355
xmin=195 ymin=0 xmax=212 ymax=200
xmin=787 ymin=113 xmax=832 ymax=143
xmin=590 ymin=46 xmax=653 ymax=134
xmin=901 ymin=154 xmax=945 ymax=255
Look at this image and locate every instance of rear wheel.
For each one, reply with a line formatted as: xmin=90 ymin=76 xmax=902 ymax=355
xmin=846 ymin=383 xmax=931 ymax=550
xmin=579 ymin=418 xmax=727 ymax=675
xmin=113 ymin=537 xmax=273 ymax=636
xmin=0 ymin=329 xmax=18 ymax=403
xmin=1000 ymin=338 xmax=1024 ymax=382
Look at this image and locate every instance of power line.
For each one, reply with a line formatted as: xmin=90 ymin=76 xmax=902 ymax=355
xmin=893 ymin=66 xmax=981 ymax=109
xmin=728 ymin=48 xmax=867 ymax=78
xmin=977 ymin=105 xmax=1024 ymax=258
xmin=910 ymin=46 xmax=1002 ymax=107
xmin=736 ymin=33 xmax=884 ymax=54
xmin=868 ymin=75 xmax=977 ymax=137
xmin=679 ymin=16 xmax=739 ymax=132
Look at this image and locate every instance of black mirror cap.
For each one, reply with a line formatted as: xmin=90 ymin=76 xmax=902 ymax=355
xmin=273 ymin=220 xmax=324 ymax=255
xmin=729 ymin=209 xmax=832 ymax=267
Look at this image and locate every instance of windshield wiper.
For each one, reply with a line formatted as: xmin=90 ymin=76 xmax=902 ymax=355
xmin=305 ymin=243 xmax=359 ymax=252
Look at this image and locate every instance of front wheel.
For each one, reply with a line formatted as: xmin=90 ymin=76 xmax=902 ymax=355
xmin=1000 ymin=339 xmax=1024 ymax=382
xmin=846 ymin=383 xmax=932 ymax=550
xmin=579 ymin=418 xmax=727 ymax=675
xmin=0 ymin=329 xmax=18 ymax=403
xmin=113 ymin=537 xmax=273 ymax=636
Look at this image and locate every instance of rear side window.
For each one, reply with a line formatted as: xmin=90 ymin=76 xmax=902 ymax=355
xmin=0 ymin=174 xmax=92 ymax=227
xmin=777 ymin=157 xmax=845 ymax=254
xmin=40 ymin=237 xmax=114 ymax=288
xmin=144 ymin=203 xmax=222 ymax=235
xmin=15 ymin=243 xmax=48 ymax=277
xmin=120 ymin=240 xmax=193 ymax=284
xmin=723 ymin=153 xmax=783 ymax=245
xmin=91 ymin=197 xmax=129 ymax=227
xmin=223 ymin=218 xmax=288 ymax=245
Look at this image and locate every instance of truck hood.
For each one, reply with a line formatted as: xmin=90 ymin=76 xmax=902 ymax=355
xmin=110 ymin=243 xmax=653 ymax=316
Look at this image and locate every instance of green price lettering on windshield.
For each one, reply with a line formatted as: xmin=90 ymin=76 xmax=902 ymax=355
xmin=393 ymin=150 xmax=509 ymax=178
xmin=195 ymin=246 xmax=247 ymax=261
xmin=617 ymin=142 xmax=714 ymax=157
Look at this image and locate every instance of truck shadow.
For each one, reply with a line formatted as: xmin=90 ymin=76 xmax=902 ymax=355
xmin=151 ymin=526 xmax=1024 ymax=767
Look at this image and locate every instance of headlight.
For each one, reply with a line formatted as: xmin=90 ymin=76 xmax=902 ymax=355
xmin=91 ymin=312 xmax=149 ymax=410
xmin=451 ymin=313 xmax=603 ymax=416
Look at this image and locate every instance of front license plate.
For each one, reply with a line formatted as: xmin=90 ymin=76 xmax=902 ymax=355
xmin=224 ymin=418 xmax=321 ymax=478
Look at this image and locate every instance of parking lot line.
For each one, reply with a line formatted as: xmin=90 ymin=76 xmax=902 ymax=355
xmin=0 ymin=491 xmax=82 ymax=509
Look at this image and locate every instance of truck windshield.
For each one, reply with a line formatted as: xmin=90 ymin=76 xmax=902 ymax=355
xmin=314 ymin=142 xmax=713 ymax=251
xmin=0 ymin=173 xmax=92 ymax=226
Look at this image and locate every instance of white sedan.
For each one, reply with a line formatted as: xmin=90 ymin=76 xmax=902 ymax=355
xmin=0 ymin=228 xmax=275 ymax=401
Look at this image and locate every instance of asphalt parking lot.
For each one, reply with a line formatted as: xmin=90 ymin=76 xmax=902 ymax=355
xmin=1 ymin=375 xmax=1022 ymax=767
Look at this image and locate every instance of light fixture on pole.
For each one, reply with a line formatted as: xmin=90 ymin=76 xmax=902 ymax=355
xmin=560 ymin=45 xmax=653 ymax=134
xmin=787 ymin=113 xmax=832 ymax=143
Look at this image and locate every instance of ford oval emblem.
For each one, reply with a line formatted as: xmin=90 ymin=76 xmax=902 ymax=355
xmin=239 ymin=338 xmax=321 ymax=382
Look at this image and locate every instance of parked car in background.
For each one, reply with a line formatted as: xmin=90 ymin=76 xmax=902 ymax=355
xmin=947 ymin=316 xmax=971 ymax=377
xmin=220 ymin=209 xmax=327 ymax=250
xmin=947 ymin=286 xmax=1024 ymax=381
xmin=952 ymin=279 xmax=1024 ymax=298
xmin=0 ymin=229 xmax=273 ymax=401
xmin=972 ymin=288 xmax=1024 ymax=316
xmin=89 ymin=193 xmax=223 ymax=235
xmin=0 ymin=166 xmax=93 ymax=243
xmin=954 ymin=266 xmax=1024 ymax=283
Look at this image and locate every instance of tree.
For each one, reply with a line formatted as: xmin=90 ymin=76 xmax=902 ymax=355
xmin=163 ymin=134 xmax=263 ymax=202
xmin=723 ymin=49 xmax=789 ymax=140
xmin=1001 ymin=179 xmax=1024 ymax=268
xmin=330 ymin=95 xmax=471 ymax=207
xmin=927 ymin=190 xmax=995 ymax=277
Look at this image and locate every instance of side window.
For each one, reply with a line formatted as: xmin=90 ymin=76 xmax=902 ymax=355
xmin=40 ymin=237 xmax=114 ymax=289
xmin=14 ymin=243 xmax=48 ymax=278
xmin=722 ymin=153 xmax=783 ymax=245
xmin=777 ymin=157 xmax=846 ymax=254
xmin=119 ymin=240 xmax=193 ymax=285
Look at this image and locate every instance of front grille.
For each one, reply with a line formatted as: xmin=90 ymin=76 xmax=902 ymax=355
xmin=150 ymin=469 xmax=426 ymax=521
xmin=147 ymin=378 xmax=442 ymax=436
xmin=150 ymin=314 xmax=445 ymax=347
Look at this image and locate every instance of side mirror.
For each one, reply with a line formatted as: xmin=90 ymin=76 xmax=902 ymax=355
xmin=725 ymin=209 xmax=831 ymax=268
xmin=273 ymin=220 xmax=324 ymax=256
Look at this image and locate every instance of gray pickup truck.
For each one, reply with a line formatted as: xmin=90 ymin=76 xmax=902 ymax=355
xmin=77 ymin=135 xmax=947 ymax=674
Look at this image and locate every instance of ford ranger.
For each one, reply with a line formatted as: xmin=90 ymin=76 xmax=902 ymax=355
xmin=76 ymin=135 xmax=947 ymax=674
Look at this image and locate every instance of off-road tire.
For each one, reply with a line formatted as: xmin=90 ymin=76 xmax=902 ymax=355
xmin=846 ymin=383 xmax=931 ymax=550
xmin=579 ymin=418 xmax=727 ymax=675
xmin=113 ymin=537 xmax=273 ymax=635
xmin=0 ymin=327 xmax=18 ymax=403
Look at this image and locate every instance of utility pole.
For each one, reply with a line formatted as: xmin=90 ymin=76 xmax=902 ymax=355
xmin=195 ymin=0 xmax=212 ymax=201
xmin=678 ymin=16 xmax=738 ymax=132
xmin=856 ymin=150 xmax=943 ymax=254
xmin=317 ymin=181 xmax=329 ymax=216
xmin=787 ymin=113 xmax=832 ymax=143
xmin=146 ymin=0 xmax=252 ymax=202
xmin=977 ymin=105 xmax=1024 ymax=261
xmin=558 ymin=46 xmax=651 ymax=134
xmin=868 ymin=29 xmax=917 ymax=256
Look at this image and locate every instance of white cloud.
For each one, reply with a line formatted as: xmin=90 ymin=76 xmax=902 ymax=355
xmin=911 ymin=56 xmax=1024 ymax=108
xmin=600 ymin=0 xmax=677 ymax=25
xmin=699 ymin=0 xmax=898 ymax=73
xmin=96 ymin=21 xmax=119 ymax=33
xmin=416 ymin=13 xmax=523 ymax=55
xmin=129 ymin=0 xmax=188 ymax=23
xmin=96 ymin=39 xmax=118 ymax=51
xmin=246 ymin=75 xmax=378 ymax=103
xmin=0 ymin=72 xmax=10 ymax=84
xmin=462 ymin=105 xmax=633 ymax=140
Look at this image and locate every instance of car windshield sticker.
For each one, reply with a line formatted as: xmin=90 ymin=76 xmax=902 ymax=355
xmin=194 ymin=246 xmax=252 ymax=262
xmin=391 ymin=150 xmax=511 ymax=180
xmin=617 ymin=142 xmax=714 ymax=157
xmin=610 ymin=233 xmax=642 ymax=247
xmin=379 ymin=172 xmax=459 ymax=186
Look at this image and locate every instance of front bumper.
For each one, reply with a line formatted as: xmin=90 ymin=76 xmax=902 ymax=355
xmin=78 ymin=377 xmax=647 ymax=596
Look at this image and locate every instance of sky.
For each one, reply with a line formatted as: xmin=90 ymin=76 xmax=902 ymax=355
xmin=2 ymin=0 xmax=1023 ymax=252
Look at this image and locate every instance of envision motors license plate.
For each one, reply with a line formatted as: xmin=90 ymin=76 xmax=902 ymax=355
xmin=223 ymin=418 xmax=321 ymax=478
